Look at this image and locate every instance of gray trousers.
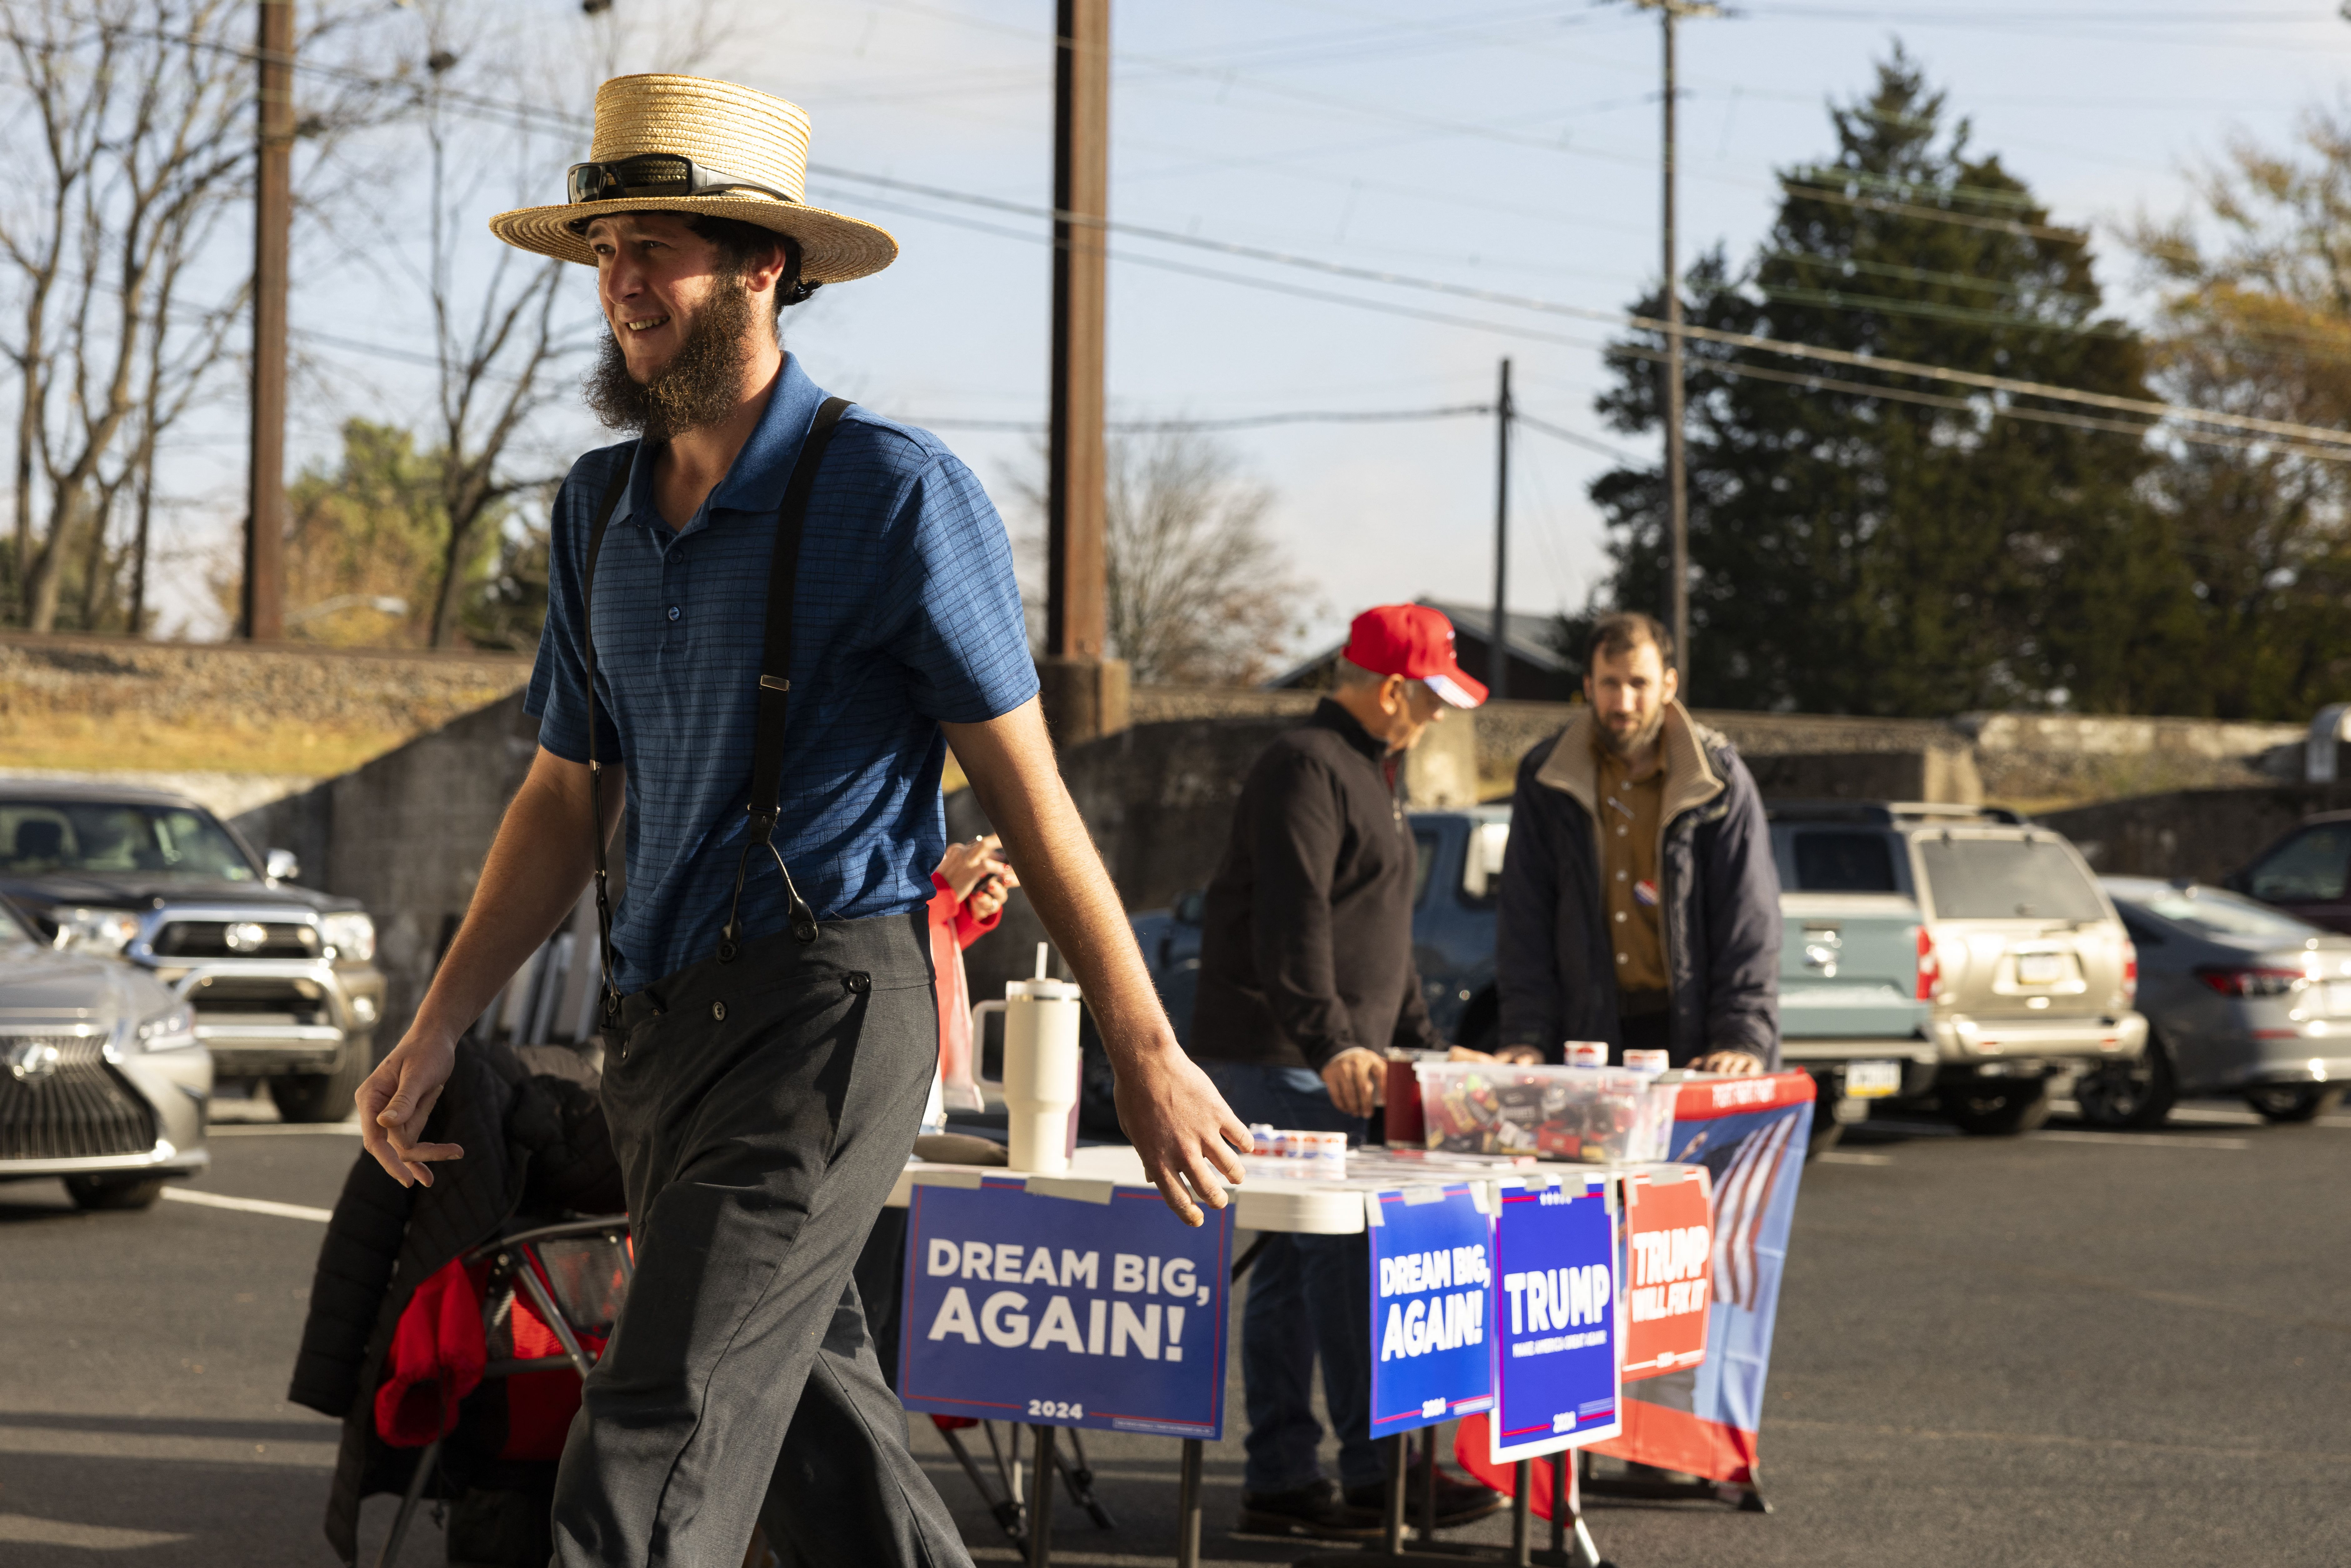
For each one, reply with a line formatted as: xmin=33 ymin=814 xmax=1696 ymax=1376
xmin=550 ymin=912 xmax=971 ymax=1568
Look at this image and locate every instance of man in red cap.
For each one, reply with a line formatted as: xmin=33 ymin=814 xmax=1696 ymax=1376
xmin=1189 ymin=603 xmax=1502 ymax=1537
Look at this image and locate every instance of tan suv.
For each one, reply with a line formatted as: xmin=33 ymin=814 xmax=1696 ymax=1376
xmin=1772 ymin=804 xmax=2147 ymax=1134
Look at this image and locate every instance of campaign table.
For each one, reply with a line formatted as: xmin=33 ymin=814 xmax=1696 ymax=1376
xmin=885 ymin=1146 xmax=1649 ymax=1568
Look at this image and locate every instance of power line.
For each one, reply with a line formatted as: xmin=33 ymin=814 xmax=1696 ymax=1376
xmin=910 ymin=404 xmax=1496 ymax=433
xmin=854 ymin=182 xmax=2351 ymax=466
xmin=823 ymin=168 xmax=2351 ymax=453
xmin=60 ymin=8 xmax=2351 ymax=462
xmin=1515 ymin=413 xmax=1643 ymax=466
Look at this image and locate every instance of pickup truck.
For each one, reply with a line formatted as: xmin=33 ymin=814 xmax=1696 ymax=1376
xmin=0 ymin=781 xmax=385 ymax=1123
xmin=1131 ymin=801 xmax=2145 ymax=1147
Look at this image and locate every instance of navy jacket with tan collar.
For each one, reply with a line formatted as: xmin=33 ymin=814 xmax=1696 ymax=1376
xmin=1496 ymin=700 xmax=1782 ymax=1066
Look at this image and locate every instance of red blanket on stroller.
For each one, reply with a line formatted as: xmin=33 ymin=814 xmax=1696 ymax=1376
xmin=374 ymin=1257 xmax=606 ymax=1459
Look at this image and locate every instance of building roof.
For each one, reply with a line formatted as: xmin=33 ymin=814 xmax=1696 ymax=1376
xmin=1264 ymin=597 xmax=1569 ymax=689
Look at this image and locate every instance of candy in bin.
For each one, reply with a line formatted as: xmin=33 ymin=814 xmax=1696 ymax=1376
xmin=1422 ymin=1069 xmax=1503 ymax=1154
xmin=1414 ymin=1061 xmax=1673 ymax=1164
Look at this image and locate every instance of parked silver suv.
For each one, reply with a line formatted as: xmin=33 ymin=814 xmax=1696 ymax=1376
xmin=1771 ymin=803 xmax=2147 ymax=1134
xmin=0 ymin=783 xmax=384 ymax=1122
xmin=0 ymin=893 xmax=208 ymax=1209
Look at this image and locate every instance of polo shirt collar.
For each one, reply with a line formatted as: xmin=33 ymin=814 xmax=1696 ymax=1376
xmin=611 ymin=352 xmax=830 ymax=538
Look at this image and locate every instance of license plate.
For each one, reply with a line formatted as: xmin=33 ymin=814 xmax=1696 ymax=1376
xmin=1845 ymin=1060 xmax=1902 ymax=1098
xmin=2326 ymin=981 xmax=2351 ymax=1018
xmin=2016 ymin=952 xmax=2063 ymax=986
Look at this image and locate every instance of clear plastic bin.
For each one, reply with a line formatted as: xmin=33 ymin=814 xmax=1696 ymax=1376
xmin=1413 ymin=1062 xmax=1674 ymax=1164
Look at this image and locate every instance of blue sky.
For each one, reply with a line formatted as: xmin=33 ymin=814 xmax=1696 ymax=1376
xmin=161 ymin=2 xmax=2351 ymax=654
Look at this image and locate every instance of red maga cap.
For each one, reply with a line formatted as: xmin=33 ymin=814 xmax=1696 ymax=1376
xmin=1341 ymin=604 xmax=1487 ymax=709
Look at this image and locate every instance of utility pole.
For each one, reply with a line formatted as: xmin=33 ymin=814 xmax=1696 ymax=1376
xmin=1039 ymin=0 xmax=1127 ymax=744
xmin=243 ymin=0 xmax=293 ymax=642
xmin=1634 ymin=0 xmax=1716 ymax=686
xmin=1489 ymin=357 xmax=1511 ymax=703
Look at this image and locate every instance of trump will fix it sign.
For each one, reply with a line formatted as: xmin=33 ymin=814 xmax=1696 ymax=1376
xmin=1619 ymin=1165 xmax=1712 ymax=1383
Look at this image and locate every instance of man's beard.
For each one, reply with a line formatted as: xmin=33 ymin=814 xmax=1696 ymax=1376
xmin=1596 ymin=706 xmax=1665 ymax=760
xmin=583 ymin=271 xmax=761 ymax=440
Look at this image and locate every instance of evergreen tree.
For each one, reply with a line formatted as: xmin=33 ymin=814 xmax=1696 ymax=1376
xmin=1591 ymin=49 xmax=2187 ymax=715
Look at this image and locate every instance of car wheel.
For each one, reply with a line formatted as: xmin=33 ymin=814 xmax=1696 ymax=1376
xmin=2244 ymin=1084 xmax=2346 ymax=1124
xmin=65 ymin=1175 xmax=168 ymax=1211
xmin=1939 ymin=1078 xmax=2053 ymax=1136
xmin=2073 ymin=1037 xmax=2178 ymax=1130
xmin=268 ymin=1040 xmax=369 ymax=1125
xmin=1804 ymin=1115 xmax=1845 ymax=1160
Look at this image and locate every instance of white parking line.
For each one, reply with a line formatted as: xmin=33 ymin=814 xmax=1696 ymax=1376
xmin=206 ymin=1119 xmax=362 ymax=1136
xmin=1815 ymin=1151 xmax=1894 ymax=1166
xmin=0 ymin=1513 xmax=187 ymax=1550
xmin=160 ymin=1188 xmax=332 ymax=1222
xmin=2031 ymin=1130 xmax=2247 ymax=1151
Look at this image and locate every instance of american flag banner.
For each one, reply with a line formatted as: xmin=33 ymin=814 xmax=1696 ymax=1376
xmin=1708 ymin=1113 xmax=1798 ymax=1312
xmin=1588 ymin=1070 xmax=1815 ymax=1489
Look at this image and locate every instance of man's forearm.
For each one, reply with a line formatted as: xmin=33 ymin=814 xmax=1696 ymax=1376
xmin=410 ymin=749 xmax=620 ymax=1043
xmin=943 ymin=705 xmax=1173 ymax=1065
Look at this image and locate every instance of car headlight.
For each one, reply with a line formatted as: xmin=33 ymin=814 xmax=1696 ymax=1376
xmin=54 ymin=907 xmax=142 ymax=954
xmin=134 ymin=1004 xmax=199 ymax=1052
xmin=319 ymin=912 xmax=375 ymax=964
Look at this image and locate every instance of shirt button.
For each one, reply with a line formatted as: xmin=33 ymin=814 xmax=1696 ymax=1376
xmin=1615 ymin=911 xmax=1627 ymax=923
xmin=1616 ymin=871 xmax=1627 ymax=881
xmin=667 ymin=605 xmax=681 ymax=622
xmin=1617 ymin=825 xmax=1628 ymax=837
xmin=1616 ymin=953 xmax=1629 ymax=965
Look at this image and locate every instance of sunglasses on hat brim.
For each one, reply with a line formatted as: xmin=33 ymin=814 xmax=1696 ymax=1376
xmin=565 ymin=153 xmax=794 ymax=208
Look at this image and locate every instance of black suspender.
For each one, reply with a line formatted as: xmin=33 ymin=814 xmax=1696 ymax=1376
xmin=720 ymin=395 xmax=851 ymax=959
xmin=578 ymin=395 xmax=854 ymax=1029
xmin=582 ymin=463 xmax=629 ymax=1034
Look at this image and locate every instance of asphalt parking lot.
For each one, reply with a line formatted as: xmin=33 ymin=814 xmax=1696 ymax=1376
xmin=2 ymin=1095 xmax=2346 ymax=1568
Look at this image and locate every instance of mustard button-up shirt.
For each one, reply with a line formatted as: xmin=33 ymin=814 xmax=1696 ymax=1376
xmin=1595 ymin=738 xmax=1667 ymax=994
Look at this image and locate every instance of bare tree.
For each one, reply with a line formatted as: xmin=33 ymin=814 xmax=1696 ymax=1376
xmin=1020 ymin=427 xmax=1310 ymax=685
xmin=306 ymin=1 xmax=728 ymax=647
xmin=0 ymin=0 xmax=387 ymax=634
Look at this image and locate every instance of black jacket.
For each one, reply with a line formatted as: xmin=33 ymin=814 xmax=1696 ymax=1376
xmin=289 ymin=1042 xmax=623 ymax=1564
xmin=1191 ymin=699 xmax=1444 ymax=1071
xmin=1496 ymin=703 xmax=1781 ymax=1066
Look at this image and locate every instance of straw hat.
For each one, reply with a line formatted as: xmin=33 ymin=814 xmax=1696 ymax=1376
xmin=488 ymin=74 xmax=897 ymax=283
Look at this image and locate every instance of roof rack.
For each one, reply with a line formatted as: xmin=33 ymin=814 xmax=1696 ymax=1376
xmin=1765 ymin=799 xmax=2025 ymax=825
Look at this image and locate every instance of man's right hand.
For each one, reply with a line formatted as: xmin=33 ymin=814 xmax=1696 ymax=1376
xmin=1321 ymin=1047 xmax=1385 ymax=1118
xmin=357 ymin=1028 xmax=465 ymax=1187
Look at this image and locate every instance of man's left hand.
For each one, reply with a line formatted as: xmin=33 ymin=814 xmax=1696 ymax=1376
xmin=1321 ymin=1047 xmax=1385 ymax=1117
xmin=1695 ymin=1050 xmax=1765 ymax=1076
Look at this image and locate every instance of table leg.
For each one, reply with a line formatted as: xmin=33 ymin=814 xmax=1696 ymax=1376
xmin=1028 ymin=1426 xmax=1057 ymax=1568
xmin=1510 ymin=1460 xmax=1531 ymax=1565
xmin=1383 ymin=1432 xmax=1408 ymax=1552
xmin=1419 ymin=1425 xmax=1439 ymax=1540
xmin=1175 ymin=1437 xmax=1204 ymax=1568
xmin=1548 ymin=1453 xmax=1567 ymax=1559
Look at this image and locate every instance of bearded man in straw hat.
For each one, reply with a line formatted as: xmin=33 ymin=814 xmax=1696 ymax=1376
xmin=352 ymin=74 xmax=1251 ymax=1567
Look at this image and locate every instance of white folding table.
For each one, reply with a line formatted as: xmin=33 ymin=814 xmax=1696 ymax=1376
xmin=887 ymin=1146 xmax=1621 ymax=1567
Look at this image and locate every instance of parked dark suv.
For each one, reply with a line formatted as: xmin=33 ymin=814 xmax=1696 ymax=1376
xmin=2227 ymin=812 xmax=2351 ymax=935
xmin=0 ymin=782 xmax=385 ymax=1122
xmin=1129 ymin=806 xmax=1510 ymax=1051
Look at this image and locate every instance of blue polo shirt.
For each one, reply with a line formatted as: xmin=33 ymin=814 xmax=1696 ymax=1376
xmin=525 ymin=354 xmax=1037 ymax=992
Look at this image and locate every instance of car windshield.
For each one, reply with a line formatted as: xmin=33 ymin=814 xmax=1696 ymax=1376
xmin=2120 ymin=884 xmax=2324 ymax=942
xmin=0 ymin=800 xmax=256 ymax=882
xmin=1916 ymin=835 xmax=2106 ymax=921
xmin=1789 ymin=829 xmax=1900 ymax=892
